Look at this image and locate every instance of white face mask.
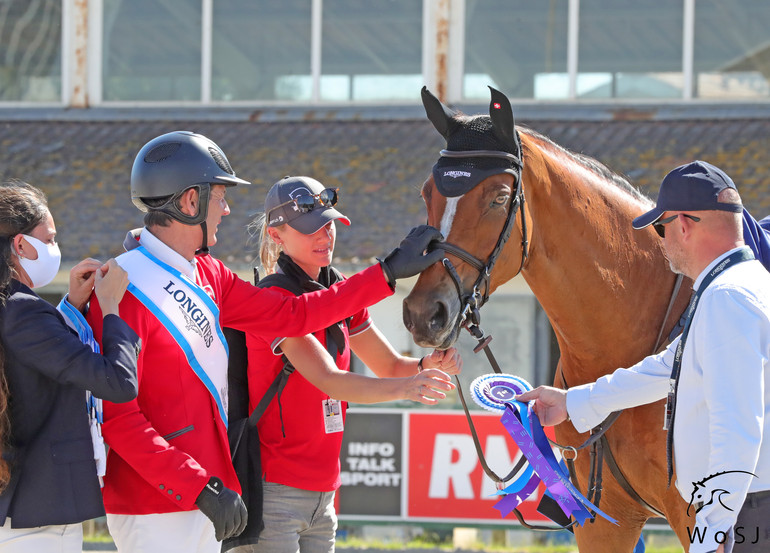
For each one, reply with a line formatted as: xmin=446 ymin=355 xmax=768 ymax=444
xmin=17 ymin=234 xmax=61 ymax=289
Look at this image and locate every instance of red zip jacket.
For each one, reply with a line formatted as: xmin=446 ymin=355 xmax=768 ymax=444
xmin=88 ymin=252 xmax=392 ymax=515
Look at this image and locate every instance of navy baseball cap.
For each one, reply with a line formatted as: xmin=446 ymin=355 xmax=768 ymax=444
xmin=265 ymin=176 xmax=350 ymax=235
xmin=632 ymin=160 xmax=743 ymax=230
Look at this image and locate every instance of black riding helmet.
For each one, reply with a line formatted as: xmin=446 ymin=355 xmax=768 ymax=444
xmin=131 ymin=131 xmax=250 ymax=225
xmin=131 ymin=131 xmax=250 ymax=253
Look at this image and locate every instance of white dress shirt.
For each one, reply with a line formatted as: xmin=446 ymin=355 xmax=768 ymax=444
xmin=133 ymin=227 xmax=197 ymax=279
xmin=567 ymin=247 xmax=770 ymax=553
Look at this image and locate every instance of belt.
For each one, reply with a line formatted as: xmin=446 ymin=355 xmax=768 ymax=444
xmin=694 ymin=489 xmax=770 ymax=512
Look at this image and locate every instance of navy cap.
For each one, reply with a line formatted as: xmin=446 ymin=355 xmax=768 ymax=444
xmin=632 ymin=160 xmax=743 ymax=229
xmin=264 ymin=176 xmax=350 ymax=235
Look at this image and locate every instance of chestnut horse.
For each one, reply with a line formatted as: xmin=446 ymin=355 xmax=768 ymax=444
xmin=403 ymin=87 xmax=694 ymax=551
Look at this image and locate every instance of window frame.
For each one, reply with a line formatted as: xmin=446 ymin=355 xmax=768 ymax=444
xmin=6 ymin=0 xmax=768 ymax=106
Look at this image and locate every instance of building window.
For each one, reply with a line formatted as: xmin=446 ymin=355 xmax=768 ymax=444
xmin=22 ymin=0 xmax=769 ymax=106
xmin=463 ymin=0 xmax=569 ymax=101
xmin=0 ymin=0 xmax=62 ymax=102
xmin=320 ymin=0 xmax=423 ymax=102
xmin=693 ymin=0 xmax=770 ymax=99
xmin=102 ymin=0 xmax=202 ymax=101
xmin=101 ymin=0 xmax=423 ymax=104
xmin=212 ymin=0 xmax=312 ymax=102
xmin=577 ymin=0 xmax=683 ymax=99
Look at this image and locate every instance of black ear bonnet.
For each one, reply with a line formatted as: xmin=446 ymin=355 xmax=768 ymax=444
xmin=421 ymin=86 xmax=522 ymax=198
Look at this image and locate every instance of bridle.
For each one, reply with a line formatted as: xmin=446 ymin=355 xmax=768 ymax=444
xmin=430 ymin=139 xmax=529 ymax=344
xmin=427 ymin=136 xmax=571 ymax=530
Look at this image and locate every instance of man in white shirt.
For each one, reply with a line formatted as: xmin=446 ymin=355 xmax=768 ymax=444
xmin=517 ymin=160 xmax=770 ymax=553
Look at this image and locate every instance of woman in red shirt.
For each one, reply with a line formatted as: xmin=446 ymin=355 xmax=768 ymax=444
xmin=240 ymin=176 xmax=462 ymax=553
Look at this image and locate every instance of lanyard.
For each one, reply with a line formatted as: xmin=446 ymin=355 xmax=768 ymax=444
xmin=665 ymin=247 xmax=754 ymax=429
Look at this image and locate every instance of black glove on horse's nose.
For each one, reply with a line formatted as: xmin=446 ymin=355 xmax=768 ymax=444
xmin=195 ymin=476 xmax=248 ymax=541
xmin=378 ymin=225 xmax=444 ymax=285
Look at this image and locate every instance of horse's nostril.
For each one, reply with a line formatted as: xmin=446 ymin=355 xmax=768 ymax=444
xmin=428 ymin=301 xmax=448 ymax=333
xmin=402 ymin=301 xmax=414 ymax=331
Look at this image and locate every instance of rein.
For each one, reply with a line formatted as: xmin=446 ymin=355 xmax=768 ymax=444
xmin=451 ymin=257 xmax=674 ymax=527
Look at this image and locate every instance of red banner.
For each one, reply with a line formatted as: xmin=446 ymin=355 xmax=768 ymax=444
xmin=337 ymin=408 xmax=558 ymax=526
xmin=406 ymin=411 xmax=555 ymax=523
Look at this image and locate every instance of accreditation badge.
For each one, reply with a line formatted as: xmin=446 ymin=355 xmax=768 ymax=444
xmin=323 ymin=398 xmax=344 ymax=433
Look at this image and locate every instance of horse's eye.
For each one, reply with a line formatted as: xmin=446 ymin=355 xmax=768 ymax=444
xmin=492 ymin=194 xmax=509 ymax=206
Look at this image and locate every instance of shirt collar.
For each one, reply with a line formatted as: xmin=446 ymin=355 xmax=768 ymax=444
xmin=137 ymin=227 xmax=197 ymax=279
xmin=692 ymin=245 xmax=750 ymax=292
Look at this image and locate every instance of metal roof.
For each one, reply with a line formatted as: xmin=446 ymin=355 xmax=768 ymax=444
xmin=2 ymin=105 xmax=770 ymax=268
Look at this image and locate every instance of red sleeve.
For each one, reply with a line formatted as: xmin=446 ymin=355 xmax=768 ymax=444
xmin=336 ymin=272 xmax=372 ymax=336
xmin=347 ymin=305 xmax=372 ymax=336
xmin=252 ymin=276 xmax=371 ymax=349
xmin=87 ymin=295 xmax=211 ymax=509
xmin=217 ymin=262 xmax=393 ymax=337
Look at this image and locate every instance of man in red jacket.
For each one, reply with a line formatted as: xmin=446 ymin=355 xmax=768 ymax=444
xmin=87 ymin=131 xmax=442 ymax=553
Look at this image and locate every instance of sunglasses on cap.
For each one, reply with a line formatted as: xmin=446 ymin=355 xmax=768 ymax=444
xmin=653 ymin=213 xmax=701 ymax=238
xmin=269 ymin=187 xmax=339 ymax=216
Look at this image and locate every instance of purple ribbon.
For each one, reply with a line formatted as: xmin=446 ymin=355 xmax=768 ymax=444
xmin=495 ymin=462 xmax=535 ymax=496
xmin=493 ymin=472 xmax=541 ymax=516
xmin=494 ymin=401 xmax=618 ymax=527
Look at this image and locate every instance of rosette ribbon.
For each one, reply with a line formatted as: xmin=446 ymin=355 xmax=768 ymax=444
xmin=493 ymin=399 xmax=618 ymax=527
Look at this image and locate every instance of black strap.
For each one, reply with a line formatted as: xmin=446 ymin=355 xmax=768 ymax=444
xmin=248 ymin=261 xmax=348 ymax=432
xmin=454 ymin=314 xmax=582 ymax=531
xmin=666 ymin=248 xmax=754 ymax=483
xmin=257 ymin=272 xmax=305 ymax=295
xmin=652 ymin=273 xmax=686 ymax=353
xmin=252 ymin=272 xmax=306 ymax=434
xmin=248 ymin=361 xmax=294 ymax=428
xmin=601 ymin=434 xmax=665 ymax=518
xmin=455 ymin=373 xmax=527 ymax=484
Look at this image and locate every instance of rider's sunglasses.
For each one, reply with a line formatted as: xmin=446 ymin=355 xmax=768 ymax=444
xmin=653 ymin=213 xmax=701 ymax=238
xmin=270 ymin=188 xmax=339 ymax=216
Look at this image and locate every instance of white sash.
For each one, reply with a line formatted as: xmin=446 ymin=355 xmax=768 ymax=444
xmin=116 ymin=247 xmax=230 ymax=426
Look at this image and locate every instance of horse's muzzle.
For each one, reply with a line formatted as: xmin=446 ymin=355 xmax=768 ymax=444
xmin=402 ymin=294 xmax=461 ymax=349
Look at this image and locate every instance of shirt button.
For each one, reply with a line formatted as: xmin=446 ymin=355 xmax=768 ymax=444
xmin=159 ymin=484 xmax=165 ymax=490
xmin=168 ymin=489 xmax=173 ymax=495
xmin=176 ymin=495 xmax=182 ymax=501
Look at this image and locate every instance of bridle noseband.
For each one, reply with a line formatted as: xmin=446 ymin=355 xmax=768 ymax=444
xmin=431 ymin=139 xmax=529 ymax=340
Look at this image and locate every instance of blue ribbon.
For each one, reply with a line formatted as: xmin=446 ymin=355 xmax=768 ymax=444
xmin=494 ymin=400 xmax=618 ymax=527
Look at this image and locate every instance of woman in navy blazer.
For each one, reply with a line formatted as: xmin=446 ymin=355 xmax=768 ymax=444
xmin=0 ymin=181 xmax=140 ymax=553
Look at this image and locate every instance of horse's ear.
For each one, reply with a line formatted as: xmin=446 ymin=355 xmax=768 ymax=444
xmin=421 ymin=86 xmax=457 ymax=138
xmin=488 ymin=86 xmax=517 ymax=147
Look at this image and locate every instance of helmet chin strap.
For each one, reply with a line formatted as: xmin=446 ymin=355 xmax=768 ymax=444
xmin=197 ymin=221 xmax=209 ymax=255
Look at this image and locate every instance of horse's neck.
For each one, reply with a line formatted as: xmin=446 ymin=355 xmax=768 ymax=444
xmin=520 ymin=152 xmax=677 ymax=383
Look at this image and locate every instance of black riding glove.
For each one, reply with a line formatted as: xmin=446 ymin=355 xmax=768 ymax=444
xmin=378 ymin=225 xmax=444 ymax=285
xmin=195 ymin=476 xmax=248 ymax=541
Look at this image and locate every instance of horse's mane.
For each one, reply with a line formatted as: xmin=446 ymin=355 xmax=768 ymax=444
xmin=518 ymin=126 xmax=653 ymax=207
xmin=448 ymin=113 xmax=653 ymax=207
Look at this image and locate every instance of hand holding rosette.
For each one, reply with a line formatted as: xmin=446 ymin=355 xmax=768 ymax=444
xmin=470 ymin=374 xmax=617 ymax=528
